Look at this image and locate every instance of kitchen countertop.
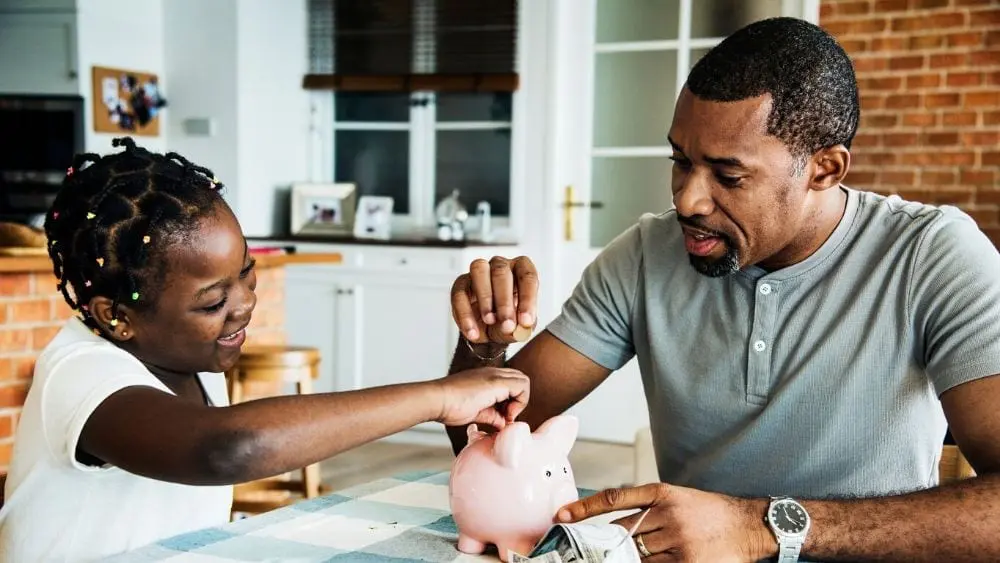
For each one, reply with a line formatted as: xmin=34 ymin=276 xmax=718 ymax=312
xmin=0 ymin=249 xmax=342 ymax=274
xmin=249 ymin=233 xmax=519 ymax=248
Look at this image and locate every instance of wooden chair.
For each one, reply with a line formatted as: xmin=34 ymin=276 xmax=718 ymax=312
xmin=225 ymin=345 xmax=326 ymax=516
xmin=633 ymin=427 xmax=977 ymax=487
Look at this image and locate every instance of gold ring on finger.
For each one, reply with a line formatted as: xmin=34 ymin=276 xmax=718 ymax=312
xmin=635 ymin=533 xmax=652 ymax=558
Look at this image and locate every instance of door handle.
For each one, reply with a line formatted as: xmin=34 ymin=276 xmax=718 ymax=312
xmin=562 ymin=185 xmax=604 ymax=241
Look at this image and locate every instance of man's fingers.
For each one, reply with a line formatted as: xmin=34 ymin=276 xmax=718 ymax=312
xmin=488 ymin=256 xmax=517 ymax=335
xmin=511 ymin=256 xmax=539 ymax=328
xmin=451 ymin=275 xmax=484 ymax=342
xmin=558 ymin=484 xmax=664 ymax=522
xmin=469 ymin=259 xmax=495 ymax=326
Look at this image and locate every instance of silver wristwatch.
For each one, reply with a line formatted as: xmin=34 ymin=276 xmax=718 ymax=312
xmin=765 ymin=496 xmax=810 ymax=563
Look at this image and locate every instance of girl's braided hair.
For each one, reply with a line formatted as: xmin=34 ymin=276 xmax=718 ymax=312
xmin=44 ymin=137 xmax=226 ymax=328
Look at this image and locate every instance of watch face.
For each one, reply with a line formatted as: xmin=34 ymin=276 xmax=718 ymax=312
xmin=770 ymin=500 xmax=809 ymax=535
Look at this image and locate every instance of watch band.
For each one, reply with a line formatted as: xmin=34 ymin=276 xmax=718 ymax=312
xmin=777 ymin=540 xmax=802 ymax=563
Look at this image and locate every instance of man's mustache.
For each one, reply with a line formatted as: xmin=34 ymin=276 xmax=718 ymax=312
xmin=677 ymin=215 xmax=730 ymax=241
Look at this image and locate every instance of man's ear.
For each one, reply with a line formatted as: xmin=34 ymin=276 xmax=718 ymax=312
xmin=807 ymin=145 xmax=850 ymax=192
xmin=88 ymin=296 xmax=134 ymax=342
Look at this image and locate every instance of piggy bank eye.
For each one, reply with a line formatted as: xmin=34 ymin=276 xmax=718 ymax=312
xmin=563 ymin=467 xmax=568 ymax=474
xmin=545 ymin=470 xmax=552 ymax=478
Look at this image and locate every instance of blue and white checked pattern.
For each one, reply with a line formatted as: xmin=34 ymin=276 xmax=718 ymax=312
xmin=103 ymin=471 xmax=597 ymax=562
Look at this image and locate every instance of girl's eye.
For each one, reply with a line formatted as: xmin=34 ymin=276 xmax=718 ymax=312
xmin=202 ymin=299 xmax=226 ymax=313
xmin=239 ymin=258 xmax=257 ymax=279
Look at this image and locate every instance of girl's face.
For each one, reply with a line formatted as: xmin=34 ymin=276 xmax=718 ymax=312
xmin=118 ymin=202 xmax=258 ymax=375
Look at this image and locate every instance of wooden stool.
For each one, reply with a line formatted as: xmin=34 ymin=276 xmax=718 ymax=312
xmin=225 ymin=345 xmax=325 ymax=516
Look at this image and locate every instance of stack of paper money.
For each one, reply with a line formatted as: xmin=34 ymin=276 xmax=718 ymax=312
xmin=509 ymin=522 xmax=642 ymax=563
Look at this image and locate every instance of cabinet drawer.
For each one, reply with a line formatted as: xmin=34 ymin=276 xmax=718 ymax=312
xmin=361 ymin=249 xmax=458 ymax=275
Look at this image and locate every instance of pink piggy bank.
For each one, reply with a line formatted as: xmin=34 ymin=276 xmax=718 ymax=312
xmin=449 ymin=415 xmax=579 ymax=561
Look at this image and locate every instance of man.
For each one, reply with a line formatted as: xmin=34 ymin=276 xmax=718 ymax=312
xmin=445 ymin=17 xmax=1000 ymax=563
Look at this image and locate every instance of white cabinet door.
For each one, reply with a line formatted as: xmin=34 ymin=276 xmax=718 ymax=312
xmin=0 ymin=13 xmax=79 ymax=95
xmin=284 ymin=274 xmax=342 ymax=395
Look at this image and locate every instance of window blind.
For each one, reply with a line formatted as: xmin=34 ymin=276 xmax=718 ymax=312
xmin=304 ymin=0 xmax=519 ymax=92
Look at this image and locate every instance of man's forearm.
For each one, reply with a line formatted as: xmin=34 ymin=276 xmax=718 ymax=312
xmin=444 ymin=337 xmax=507 ymax=454
xmin=790 ymin=473 xmax=1000 ymax=562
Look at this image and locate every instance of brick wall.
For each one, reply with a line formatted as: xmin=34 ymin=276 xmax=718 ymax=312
xmin=820 ymin=0 xmax=1000 ymax=247
xmin=0 ymin=266 xmax=286 ymax=471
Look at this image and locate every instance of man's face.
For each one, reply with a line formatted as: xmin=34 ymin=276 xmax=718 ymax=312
xmin=667 ymin=89 xmax=813 ymax=276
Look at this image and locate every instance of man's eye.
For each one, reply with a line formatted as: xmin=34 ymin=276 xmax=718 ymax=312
xmin=717 ymin=174 xmax=742 ymax=187
xmin=669 ymin=156 xmax=691 ymax=169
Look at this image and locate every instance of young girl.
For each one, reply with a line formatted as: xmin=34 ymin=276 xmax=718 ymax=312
xmin=0 ymin=138 xmax=529 ymax=562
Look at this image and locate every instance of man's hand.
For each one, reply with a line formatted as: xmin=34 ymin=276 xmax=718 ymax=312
xmin=434 ymin=367 xmax=530 ymax=429
xmin=451 ymin=256 xmax=539 ymax=344
xmin=556 ymin=483 xmax=775 ymax=562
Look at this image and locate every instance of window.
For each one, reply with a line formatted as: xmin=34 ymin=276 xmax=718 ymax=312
xmin=307 ymin=0 xmax=518 ymax=230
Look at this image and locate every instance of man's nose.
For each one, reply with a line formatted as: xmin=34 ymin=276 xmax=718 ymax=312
xmin=673 ymin=170 xmax=715 ymax=218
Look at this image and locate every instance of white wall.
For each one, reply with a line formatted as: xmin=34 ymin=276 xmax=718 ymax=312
xmin=76 ymin=0 xmax=165 ymax=153
xmin=163 ymin=0 xmax=239 ymax=209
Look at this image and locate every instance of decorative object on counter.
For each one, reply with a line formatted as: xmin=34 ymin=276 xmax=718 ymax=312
xmin=290 ymin=182 xmax=357 ymax=236
xmin=353 ymin=195 xmax=394 ymax=240
xmin=476 ymin=201 xmax=493 ymax=242
xmin=435 ymin=190 xmax=470 ymax=241
xmin=91 ymin=65 xmax=165 ymax=136
xmin=449 ymin=415 xmax=580 ymax=562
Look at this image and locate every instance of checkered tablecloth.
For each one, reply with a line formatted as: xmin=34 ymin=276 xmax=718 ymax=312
xmin=103 ymin=471 xmax=597 ymax=562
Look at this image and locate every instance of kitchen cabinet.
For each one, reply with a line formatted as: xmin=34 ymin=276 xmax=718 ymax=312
xmin=0 ymin=13 xmax=79 ymax=95
xmin=278 ymin=241 xmax=520 ymax=444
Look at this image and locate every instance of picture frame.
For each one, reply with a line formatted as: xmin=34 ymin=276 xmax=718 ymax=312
xmin=353 ymin=196 xmax=395 ymax=240
xmin=290 ymin=182 xmax=357 ymax=236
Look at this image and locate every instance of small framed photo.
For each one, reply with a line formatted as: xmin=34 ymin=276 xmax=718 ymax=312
xmin=353 ymin=195 xmax=394 ymax=240
xmin=290 ymin=182 xmax=356 ymax=236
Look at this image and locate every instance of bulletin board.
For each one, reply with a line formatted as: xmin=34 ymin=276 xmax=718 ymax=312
xmin=90 ymin=65 xmax=167 ymax=137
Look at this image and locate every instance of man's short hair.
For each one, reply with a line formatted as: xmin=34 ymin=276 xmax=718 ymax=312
xmin=687 ymin=17 xmax=860 ymax=163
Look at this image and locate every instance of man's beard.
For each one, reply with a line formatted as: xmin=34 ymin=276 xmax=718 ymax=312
xmin=689 ymin=240 xmax=741 ymax=277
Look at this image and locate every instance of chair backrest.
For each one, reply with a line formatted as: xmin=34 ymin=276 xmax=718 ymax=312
xmin=939 ymin=444 xmax=976 ymax=484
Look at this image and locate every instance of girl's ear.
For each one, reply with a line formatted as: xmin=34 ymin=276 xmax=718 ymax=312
xmin=88 ymin=296 xmax=134 ymax=342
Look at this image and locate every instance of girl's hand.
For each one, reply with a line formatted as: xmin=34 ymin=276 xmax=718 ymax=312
xmin=434 ymin=367 xmax=530 ymax=429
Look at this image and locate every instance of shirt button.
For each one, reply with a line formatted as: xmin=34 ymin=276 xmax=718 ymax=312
xmin=754 ymin=340 xmax=766 ymax=352
xmin=759 ymin=283 xmax=772 ymax=295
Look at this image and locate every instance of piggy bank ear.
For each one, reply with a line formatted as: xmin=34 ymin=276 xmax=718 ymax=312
xmin=535 ymin=415 xmax=579 ymax=457
xmin=493 ymin=422 xmax=531 ymax=468
xmin=466 ymin=424 xmax=487 ymax=445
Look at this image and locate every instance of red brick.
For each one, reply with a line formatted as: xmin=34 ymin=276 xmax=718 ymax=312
xmin=914 ymin=0 xmax=952 ymax=7
xmin=909 ymin=34 xmax=945 ymax=50
xmin=962 ymin=170 xmax=998 ymax=185
xmin=0 ymin=360 xmax=10 ymax=382
xmin=957 ymin=0 xmax=1000 ymax=6
xmin=875 ymin=0 xmax=911 ymax=10
xmin=985 ymin=227 xmax=1000 ymax=248
xmin=849 ymin=18 xmax=889 ymax=34
xmin=982 ymin=152 xmax=1000 ymax=166
xmin=839 ymin=0 xmax=874 ymax=14
xmin=886 ymin=94 xmax=921 ymax=109
xmin=970 ymin=9 xmax=1000 ymax=28
xmin=0 ymin=384 xmax=28 ymax=408
xmin=943 ymin=111 xmax=979 ymax=125
xmin=892 ymin=13 xmax=966 ymax=32
xmin=985 ymin=111 xmax=1000 ymax=125
xmin=923 ymin=170 xmax=958 ymax=185
xmin=0 ymin=275 xmax=31 ymax=296
xmin=820 ymin=2 xmax=836 ymax=19
xmin=847 ymin=171 xmax=878 ymax=185
xmin=864 ymin=114 xmax=900 ymax=127
xmin=930 ymin=53 xmax=967 ymax=68
xmin=990 ymin=71 xmax=1000 ymax=86
xmin=948 ymin=31 xmax=986 ymax=48
xmin=947 ymin=72 xmax=984 ymax=87
xmin=908 ymin=73 xmax=943 ymax=89
xmin=0 ymin=415 xmax=12 ymax=440
xmin=927 ymin=132 xmax=961 ymax=145
xmin=980 ymin=190 xmax=1000 ymax=205
xmin=0 ymin=442 xmax=12 ymax=467
xmin=865 ymin=76 xmax=903 ymax=90
xmin=853 ymin=56 xmax=889 ymax=72
xmin=889 ymin=55 xmax=926 ymax=71
xmin=882 ymin=170 xmax=917 ymax=185
xmin=903 ymin=113 xmax=938 ymax=127
xmin=861 ymin=95 xmax=886 ymax=110
xmin=31 ymin=326 xmax=60 ymax=350
xmin=10 ymin=299 xmax=50 ymax=323
xmin=0 ymin=306 xmax=7 ymax=326
xmin=900 ymin=151 xmax=976 ymax=165
xmin=966 ymin=91 xmax=1000 ymax=107
xmin=0 ymin=330 xmax=29 ymax=353
xmin=929 ymin=189 xmax=975 ymax=205
xmin=871 ymin=37 xmax=908 ymax=51
xmin=854 ymin=152 xmax=898 ymax=167
xmin=968 ymin=208 xmax=1000 ymax=226
xmin=898 ymin=189 xmax=933 ymax=202
xmin=840 ymin=39 xmax=869 ymax=53
xmin=51 ymin=298 xmax=74 ymax=321
xmin=13 ymin=357 xmax=34 ymax=381
xmin=970 ymin=50 xmax=1000 ymax=66
xmin=987 ymin=30 xmax=1000 ymax=47
xmin=852 ymin=133 xmax=881 ymax=148
xmin=964 ymin=131 xmax=1000 ymax=146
